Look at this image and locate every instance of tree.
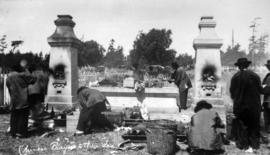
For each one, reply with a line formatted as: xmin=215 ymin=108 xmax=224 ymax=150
xmin=129 ymin=28 xmax=176 ymax=66
xmin=0 ymin=50 xmax=49 ymax=72
xmin=78 ymin=40 xmax=105 ymax=67
xmin=247 ymin=33 xmax=269 ymax=66
xmin=176 ymin=53 xmax=194 ymax=68
xmin=248 ymin=18 xmax=269 ymax=66
xmin=11 ymin=40 xmax=23 ymax=52
xmin=221 ymin=44 xmax=247 ymax=66
xmin=0 ymin=35 xmax=7 ymax=53
xmin=104 ymin=39 xmax=125 ymax=68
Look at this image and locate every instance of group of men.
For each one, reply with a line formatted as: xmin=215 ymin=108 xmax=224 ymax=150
xmin=5 ymin=58 xmax=270 ymax=149
xmin=6 ymin=60 xmax=48 ymax=138
xmin=230 ymin=58 xmax=270 ymax=152
xmin=170 ymin=58 xmax=270 ymax=153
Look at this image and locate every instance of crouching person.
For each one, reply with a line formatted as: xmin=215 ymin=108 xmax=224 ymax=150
xmin=75 ymin=86 xmax=114 ymax=135
xmin=187 ymin=100 xmax=225 ymax=154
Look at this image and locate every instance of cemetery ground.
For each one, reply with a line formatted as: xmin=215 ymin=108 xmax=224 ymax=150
xmin=0 ymin=107 xmax=269 ymax=155
xmin=0 ymin=70 xmax=269 ymax=155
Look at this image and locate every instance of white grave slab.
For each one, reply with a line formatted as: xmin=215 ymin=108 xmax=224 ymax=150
xmin=95 ymin=87 xmax=179 ymax=113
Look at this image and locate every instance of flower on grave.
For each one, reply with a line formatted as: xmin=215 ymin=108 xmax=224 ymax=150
xmin=134 ymin=82 xmax=145 ymax=93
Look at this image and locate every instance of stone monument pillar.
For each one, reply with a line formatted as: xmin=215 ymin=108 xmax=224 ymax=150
xmin=46 ymin=15 xmax=82 ymax=111
xmin=193 ymin=16 xmax=223 ymax=106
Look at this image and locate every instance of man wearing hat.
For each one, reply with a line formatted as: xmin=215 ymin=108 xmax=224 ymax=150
xmin=230 ymin=58 xmax=262 ymax=152
xmin=262 ymin=60 xmax=270 ymax=133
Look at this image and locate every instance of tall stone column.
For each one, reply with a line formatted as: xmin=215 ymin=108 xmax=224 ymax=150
xmin=193 ymin=16 xmax=223 ymax=106
xmin=46 ymin=15 xmax=82 ymax=111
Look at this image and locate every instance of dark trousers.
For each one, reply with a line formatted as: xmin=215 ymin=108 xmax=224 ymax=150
xmin=10 ymin=107 xmax=29 ymax=137
xmin=263 ymin=103 xmax=270 ymax=132
xmin=28 ymin=94 xmax=44 ymax=121
xmin=237 ymin=109 xmax=260 ymax=149
xmin=76 ymin=101 xmax=113 ymax=133
xmin=178 ymin=89 xmax=188 ymax=110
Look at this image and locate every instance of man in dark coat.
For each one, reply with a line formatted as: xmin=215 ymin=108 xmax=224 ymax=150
xmin=170 ymin=62 xmax=192 ymax=112
xmin=262 ymin=60 xmax=270 ymax=133
xmin=28 ymin=64 xmax=49 ymax=126
xmin=230 ymin=58 xmax=262 ymax=152
xmin=6 ymin=65 xmax=36 ymax=138
xmin=75 ymin=86 xmax=114 ymax=135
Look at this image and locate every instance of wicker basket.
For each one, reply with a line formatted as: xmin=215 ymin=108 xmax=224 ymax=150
xmin=145 ymin=119 xmax=177 ymax=155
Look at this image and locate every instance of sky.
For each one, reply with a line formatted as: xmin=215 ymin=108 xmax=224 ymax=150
xmin=0 ymin=0 xmax=270 ymax=57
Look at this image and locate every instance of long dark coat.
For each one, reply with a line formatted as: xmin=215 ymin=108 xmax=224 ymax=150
xmin=230 ymin=70 xmax=262 ymax=115
xmin=229 ymin=69 xmax=262 ymax=149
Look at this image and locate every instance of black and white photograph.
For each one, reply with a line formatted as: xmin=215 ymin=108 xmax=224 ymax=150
xmin=0 ymin=0 xmax=270 ymax=154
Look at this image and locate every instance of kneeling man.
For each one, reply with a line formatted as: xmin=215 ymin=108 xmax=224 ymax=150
xmin=75 ymin=86 xmax=114 ymax=135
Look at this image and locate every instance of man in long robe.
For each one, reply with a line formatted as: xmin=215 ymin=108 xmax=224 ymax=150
xmin=170 ymin=62 xmax=192 ymax=112
xmin=230 ymin=58 xmax=262 ymax=152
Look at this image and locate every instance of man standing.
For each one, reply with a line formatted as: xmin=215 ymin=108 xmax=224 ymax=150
xmin=170 ymin=62 xmax=192 ymax=112
xmin=28 ymin=64 xmax=49 ymax=126
xmin=6 ymin=65 xmax=36 ymax=138
xmin=262 ymin=60 xmax=270 ymax=133
xmin=230 ymin=58 xmax=262 ymax=152
xmin=75 ymin=86 xmax=114 ymax=135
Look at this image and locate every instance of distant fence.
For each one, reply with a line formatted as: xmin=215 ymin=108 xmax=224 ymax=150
xmin=0 ymin=74 xmax=10 ymax=106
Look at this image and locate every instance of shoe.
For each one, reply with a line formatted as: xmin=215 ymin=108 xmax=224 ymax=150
xmin=182 ymin=107 xmax=188 ymax=110
xmin=73 ymin=130 xmax=84 ymax=136
xmin=245 ymin=147 xmax=253 ymax=153
xmin=14 ymin=133 xmax=26 ymax=139
xmin=230 ymin=141 xmax=236 ymax=146
xmin=73 ymin=133 xmax=84 ymax=136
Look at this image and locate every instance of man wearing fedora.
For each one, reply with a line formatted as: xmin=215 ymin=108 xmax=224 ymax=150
xmin=230 ymin=58 xmax=262 ymax=152
xmin=262 ymin=60 xmax=270 ymax=133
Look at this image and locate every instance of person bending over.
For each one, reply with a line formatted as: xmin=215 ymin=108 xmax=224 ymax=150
xmin=75 ymin=86 xmax=114 ymax=135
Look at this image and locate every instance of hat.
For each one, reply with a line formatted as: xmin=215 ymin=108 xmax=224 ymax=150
xmin=265 ymin=60 xmax=270 ymax=66
xmin=234 ymin=58 xmax=251 ymax=67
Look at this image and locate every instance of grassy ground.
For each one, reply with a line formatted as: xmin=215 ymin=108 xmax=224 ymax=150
xmin=0 ymin=112 xmax=269 ymax=155
xmin=1 ymin=69 xmax=269 ymax=155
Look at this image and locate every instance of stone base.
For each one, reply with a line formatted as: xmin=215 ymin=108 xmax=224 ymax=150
xmin=194 ymin=97 xmax=224 ymax=108
xmin=66 ymin=109 xmax=80 ymax=132
xmin=47 ymin=102 xmax=74 ymax=112
xmin=45 ymin=95 xmax=76 ymax=111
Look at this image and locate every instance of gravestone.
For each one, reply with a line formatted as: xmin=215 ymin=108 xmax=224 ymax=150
xmin=45 ymin=15 xmax=82 ymax=111
xmin=193 ymin=16 xmax=223 ymax=106
xmin=123 ymin=77 xmax=135 ymax=88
